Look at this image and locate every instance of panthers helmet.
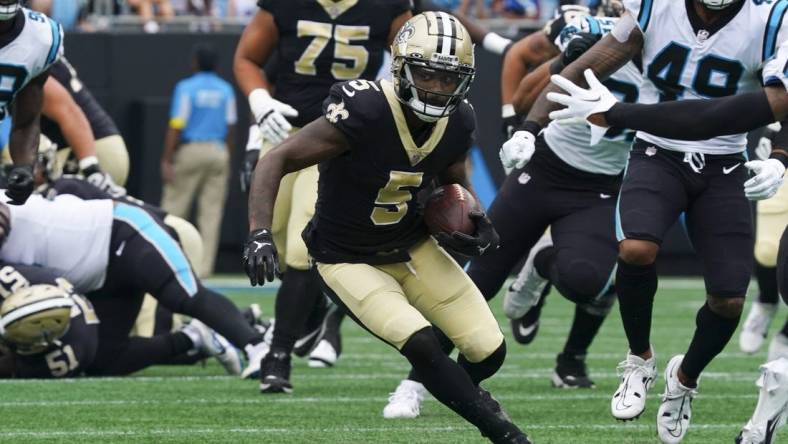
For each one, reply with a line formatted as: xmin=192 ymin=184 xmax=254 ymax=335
xmin=391 ymin=12 xmax=475 ymax=122
xmin=698 ymin=0 xmax=741 ymax=10
xmin=0 ymin=285 xmax=74 ymax=355
xmin=595 ymin=0 xmax=625 ymax=17
xmin=0 ymin=0 xmax=20 ymax=21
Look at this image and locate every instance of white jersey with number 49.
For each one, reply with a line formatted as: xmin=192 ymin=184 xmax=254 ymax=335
xmin=0 ymin=8 xmax=63 ymax=120
xmin=624 ymin=0 xmax=788 ymax=155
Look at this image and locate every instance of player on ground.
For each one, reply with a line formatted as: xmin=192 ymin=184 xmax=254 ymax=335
xmin=0 ymin=192 xmax=269 ymax=378
xmin=233 ymin=0 xmax=412 ymax=390
xmin=0 ymin=2 xmax=63 ymax=204
xmin=383 ymin=1 xmax=632 ymax=419
xmin=499 ymin=0 xmax=788 ymax=442
xmin=244 ymin=13 xmax=531 ymax=444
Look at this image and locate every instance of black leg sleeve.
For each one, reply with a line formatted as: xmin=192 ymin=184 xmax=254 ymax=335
xmin=271 ymin=268 xmax=323 ymax=354
xmin=458 ymin=341 xmax=507 ymax=386
xmin=89 ymin=332 xmax=193 ymax=376
xmin=681 ymin=303 xmax=741 ymax=381
xmin=616 ymin=259 xmax=657 ymax=356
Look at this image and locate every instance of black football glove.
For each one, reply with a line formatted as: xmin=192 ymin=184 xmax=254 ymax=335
xmin=502 ymin=113 xmax=525 ymax=139
xmin=562 ymin=32 xmax=602 ymax=66
xmin=434 ymin=211 xmax=500 ymax=257
xmin=5 ymin=165 xmax=34 ymax=205
xmin=240 ymin=149 xmax=260 ymax=194
xmin=243 ymin=228 xmax=281 ymax=286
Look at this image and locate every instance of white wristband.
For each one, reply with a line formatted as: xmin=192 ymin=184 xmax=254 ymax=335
xmin=482 ymin=32 xmax=512 ymax=55
xmin=502 ymin=104 xmax=515 ymax=118
xmin=78 ymin=155 xmax=99 ymax=171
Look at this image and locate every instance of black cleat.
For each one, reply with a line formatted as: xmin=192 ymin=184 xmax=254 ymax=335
xmin=510 ymin=284 xmax=549 ymax=345
xmin=552 ymin=352 xmax=595 ymax=389
xmin=259 ymin=351 xmax=293 ymax=394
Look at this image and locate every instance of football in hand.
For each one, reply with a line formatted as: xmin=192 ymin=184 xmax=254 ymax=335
xmin=424 ymin=184 xmax=478 ymax=236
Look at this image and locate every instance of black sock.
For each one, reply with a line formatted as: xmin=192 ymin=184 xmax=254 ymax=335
xmin=271 ymin=268 xmax=321 ymax=354
xmin=616 ymin=259 xmax=657 ymax=356
xmin=458 ymin=341 xmax=506 ymax=386
xmin=174 ymin=284 xmax=263 ymax=348
xmin=401 ymin=329 xmax=522 ymax=441
xmin=681 ymin=303 xmax=740 ymax=381
xmin=406 ymin=326 xmax=455 ymax=383
xmin=563 ymin=304 xmax=608 ymax=357
xmin=533 ymin=246 xmax=556 ymax=279
xmin=90 ymin=332 xmax=193 ymax=375
xmin=756 ymin=263 xmax=779 ymax=304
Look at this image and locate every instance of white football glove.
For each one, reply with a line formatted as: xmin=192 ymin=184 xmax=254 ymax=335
xmin=546 ymin=69 xmax=618 ymax=145
xmin=744 ymin=159 xmax=786 ymax=201
xmin=85 ymin=170 xmax=127 ymax=198
xmin=500 ymin=131 xmax=536 ymax=172
xmin=248 ymin=88 xmax=298 ymax=145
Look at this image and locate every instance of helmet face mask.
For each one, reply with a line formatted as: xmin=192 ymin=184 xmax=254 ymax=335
xmin=391 ymin=12 xmax=476 ymax=123
xmin=697 ymin=0 xmax=742 ymax=10
xmin=0 ymin=0 xmax=20 ymax=22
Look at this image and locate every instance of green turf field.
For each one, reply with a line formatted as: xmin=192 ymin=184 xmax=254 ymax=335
xmin=0 ymin=277 xmax=775 ymax=443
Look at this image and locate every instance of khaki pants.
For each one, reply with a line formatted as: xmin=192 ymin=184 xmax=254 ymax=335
xmin=317 ymin=238 xmax=504 ymax=362
xmin=161 ymin=141 xmax=229 ymax=277
xmin=756 ymin=180 xmax=788 ymax=267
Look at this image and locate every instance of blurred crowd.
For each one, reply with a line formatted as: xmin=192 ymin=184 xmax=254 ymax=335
xmin=28 ymin=0 xmax=600 ymax=33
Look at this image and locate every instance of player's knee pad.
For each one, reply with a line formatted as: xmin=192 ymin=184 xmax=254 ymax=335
xmin=619 ymin=239 xmax=659 ymax=266
xmin=707 ymin=296 xmax=745 ymax=319
xmin=455 ymin=325 xmax=505 ymax=364
xmin=579 ymin=289 xmax=616 ymax=317
xmin=755 ymin=240 xmax=780 ymax=268
xmin=554 ymin=258 xmax=611 ymax=304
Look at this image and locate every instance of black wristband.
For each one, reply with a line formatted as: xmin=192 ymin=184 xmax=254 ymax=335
xmin=515 ymin=120 xmax=543 ymax=136
xmin=549 ymin=57 xmax=565 ymax=75
xmin=770 ymin=150 xmax=788 ymax=168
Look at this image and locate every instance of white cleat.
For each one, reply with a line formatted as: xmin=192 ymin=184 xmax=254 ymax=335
xmin=212 ymin=333 xmax=243 ymax=375
xmin=768 ymin=333 xmax=788 ymax=362
xmin=503 ymin=231 xmax=553 ymax=319
xmin=181 ymin=319 xmax=242 ymax=375
xmin=737 ymin=358 xmax=788 ymax=444
xmin=241 ymin=340 xmax=270 ymax=379
xmin=383 ymin=379 xmax=428 ymax=419
xmin=308 ymin=339 xmax=337 ymax=368
xmin=741 ymin=302 xmax=778 ymax=354
xmin=657 ymin=355 xmax=697 ymax=444
xmin=611 ymin=350 xmax=657 ymax=421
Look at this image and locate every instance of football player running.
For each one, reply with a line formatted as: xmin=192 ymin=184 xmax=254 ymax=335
xmin=233 ymin=0 xmax=412 ymax=391
xmin=0 ymin=1 xmax=63 ymax=204
xmin=245 ymin=13 xmax=530 ymax=444
xmin=499 ymin=0 xmax=788 ymax=442
xmin=383 ymin=0 xmax=632 ymax=420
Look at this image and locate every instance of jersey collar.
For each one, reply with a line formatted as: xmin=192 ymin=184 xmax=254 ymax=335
xmin=684 ymin=0 xmax=745 ymax=39
xmin=381 ymin=80 xmax=448 ymax=166
xmin=0 ymin=11 xmax=25 ymax=51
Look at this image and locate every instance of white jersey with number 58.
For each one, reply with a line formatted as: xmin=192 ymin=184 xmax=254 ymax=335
xmin=624 ymin=0 xmax=787 ymax=155
xmin=0 ymin=8 xmax=63 ymax=120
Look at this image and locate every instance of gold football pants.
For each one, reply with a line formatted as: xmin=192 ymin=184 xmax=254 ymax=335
xmin=317 ymin=238 xmax=504 ymax=362
xmin=756 ymin=180 xmax=788 ymax=267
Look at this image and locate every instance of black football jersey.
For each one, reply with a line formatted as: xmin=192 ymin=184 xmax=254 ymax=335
xmin=0 ymin=264 xmax=99 ymax=378
xmin=258 ymin=0 xmax=411 ymax=127
xmin=302 ymin=79 xmax=475 ymax=265
xmin=40 ymin=57 xmax=119 ymax=149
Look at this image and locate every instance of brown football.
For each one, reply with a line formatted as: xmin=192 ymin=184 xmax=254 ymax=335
xmin=424 ymin=184 xmax=478 ymax=236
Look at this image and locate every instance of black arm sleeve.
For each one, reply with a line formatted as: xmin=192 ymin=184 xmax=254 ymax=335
xmin=604 ymin=91 xmax=776 ymax=141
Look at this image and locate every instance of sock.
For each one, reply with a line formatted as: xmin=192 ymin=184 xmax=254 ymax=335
xmin=271 ymin=268 xmax=322 ymax=354
xmin=563 ymin=304 xmax=608 ymax=357
xmin=406 ymin=326 xmax=455 ymax=383
xmin=681 ymin=303 xmax=740 ymax=381
xmin=458 ymin=341 xmax=506 ymax=386
xmin=756 ymin=263 xmax=779 ymax=304
xmin=401 ymin=328 xmax=522 ymax=441
xmin=533 ymin=246 xmax=556 ymax=279
xmin=90 ymin=332 xmax=193 ymax=375
xmin=173 ymin=283 xmax=263 ymax=348
xmin=616 ymin=258 xmax=657 ymax=356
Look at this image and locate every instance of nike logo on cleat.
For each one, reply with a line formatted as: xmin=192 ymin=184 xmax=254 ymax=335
xmin=517 ymin=322 xmax=538 ymax=337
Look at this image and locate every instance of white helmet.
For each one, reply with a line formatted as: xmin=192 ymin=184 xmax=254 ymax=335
xmin=0 ymin=0 xmax=20 ymax=21
xmin=698 ymin=0 xmax=742 ymax=10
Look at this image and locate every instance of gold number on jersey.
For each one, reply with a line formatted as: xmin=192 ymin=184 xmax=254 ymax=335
xmin=370 ymin=171 xmax=424 ymax=226
xmin=295 ymin=20 xmax=370 ymax=79
xmin=71 ymin=294 xmax=99 ymax=325
xmin=45 ymin=344 xmax=79 ymax=377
